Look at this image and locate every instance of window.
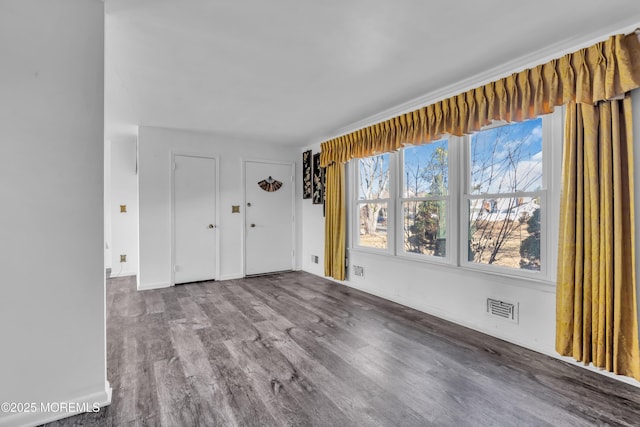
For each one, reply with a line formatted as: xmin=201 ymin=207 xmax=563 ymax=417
xmin=351 ymin=111 xmax=560 ymax=282
xmin=401 ymin=139 xmax=449 ymax=258
xmin=464 ymin=118 xmax=545 ymax=273
xmin=356 ymin=153 xmax=390 ymax=250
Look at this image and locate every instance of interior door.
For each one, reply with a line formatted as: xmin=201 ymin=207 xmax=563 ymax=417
xmin=245 ymin=161 xmax=294 ymax=275
xmin=174 ymin=155 xmax=217 ymax=284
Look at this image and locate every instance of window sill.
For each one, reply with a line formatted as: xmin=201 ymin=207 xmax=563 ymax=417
xmin=347 ymin=247 xmax=556 ymax=293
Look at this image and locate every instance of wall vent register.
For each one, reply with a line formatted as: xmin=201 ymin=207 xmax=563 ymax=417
xmin=487 ymin=298 xmax=518 ymax=323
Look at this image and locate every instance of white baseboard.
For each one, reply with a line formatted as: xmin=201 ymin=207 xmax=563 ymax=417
xmin=137 ymin=281 xmax=171 ymax=291
xmin=0 ymin=382 xmax=112 ymax=427
xmin=219 ymin=274 xmax=244 ymax=281
xmin=109 ymin=272 xmax=137 ymax=278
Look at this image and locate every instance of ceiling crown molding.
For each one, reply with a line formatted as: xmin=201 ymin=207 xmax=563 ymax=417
xmin=316 ymin=18 xmax=640 ymax=146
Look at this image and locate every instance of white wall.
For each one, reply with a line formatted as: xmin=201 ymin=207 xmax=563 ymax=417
xmin=0 ymin=1 xmax=110 ymax=426
xmin=300 ymin=143 xmax=326 ymax=277
xmin=138 ymin=126 xmax=301 ymax=289
xmin=105 ymin=140 xmax=112 ymax=270
xmin=109 ymin=137 xmax=139 ymax=277
xmin=301 ymin=89 xmax=640 ymax=384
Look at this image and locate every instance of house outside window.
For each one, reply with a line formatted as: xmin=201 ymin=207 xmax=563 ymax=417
xmin=351 ymin=110 xmax=562 ymax=283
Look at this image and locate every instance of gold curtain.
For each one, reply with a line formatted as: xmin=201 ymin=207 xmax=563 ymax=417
xmin=557 ymin=97 xmax=640 ymax=380
xmin=320 ymin=33 xmax=640 ymax=167
xmin=324 ymin=162 xmax=346 ymax=280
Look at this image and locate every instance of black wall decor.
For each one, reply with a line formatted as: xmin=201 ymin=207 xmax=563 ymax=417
xmin=302 ymin=150 xmax=312 ymax=199
xmin=322 ymin=162 xmax=326 ymax=217
xmin=312 ymin=153 xmax=324 ymax=205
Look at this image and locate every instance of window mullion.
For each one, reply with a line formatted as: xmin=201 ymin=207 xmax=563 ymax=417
xmin=457 ymin=135 xmax=469 ymax=268
xmin=395 ymin=150 xmax=403 ymax=257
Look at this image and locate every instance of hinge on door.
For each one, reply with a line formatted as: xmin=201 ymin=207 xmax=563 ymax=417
xmin=172 ymin=161 xmax=176 ymax=171
xmin=291 ymin=175 xmax=294 ymax=182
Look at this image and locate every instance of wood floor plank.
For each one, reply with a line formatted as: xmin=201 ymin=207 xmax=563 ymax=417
xmin=238 ymin=280 xmax=324 ymax=326
xmin=43 ymin=271 xmax=640 ymax=427
xmin=168 ymin=321 xmax=239 ymax=426
xmin=200 ymin=305 xmax=261 ymax=342
xmin=217 ymin=282 xmax=267 ymax=323
xmin=223 ymin=338 xmax=318 ymax=426
xmin=142 ymin=289 xmax=165 ymax=314
xmin=153 ymin=357 xmax=200 ymax=427
xmin=281 ymin=323 xmax=440 ymax=426
xmin=161 ymin=293 xmax=184 ymax=321
xmin=196 ymin=329 xmax=280 ymax=427
xmin=178 ymin=296 xmax=212 ymax=330
xmin=298 ymin=321 xmax=464 ymax=424
xmin=253 ymin=319 xmax=425 ymax=427
xmin=225 ymin=281 xmax=297 ymax=331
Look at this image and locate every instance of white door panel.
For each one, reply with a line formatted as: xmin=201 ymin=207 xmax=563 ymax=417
xmin=245 ymin=161 xmax=294 ymax=275
xmin=174 ymin=155 xmax=217 ymax=284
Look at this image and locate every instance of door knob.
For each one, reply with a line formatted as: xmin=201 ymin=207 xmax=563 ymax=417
xmin=250 ymin=224 xmax=256 ymax=228
xmin=208 ymin=224 xmax=216 ymax=229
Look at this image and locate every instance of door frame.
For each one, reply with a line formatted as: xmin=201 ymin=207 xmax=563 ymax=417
xmin=242 ymin=158 xmax=296 ymax=277
xmin=170 ymin=152 xmax=221 ymax=286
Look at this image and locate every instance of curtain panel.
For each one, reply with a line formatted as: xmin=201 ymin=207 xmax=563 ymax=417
xmin=557 ymin=97 xmax=640 ymax=380
xmin=323 ymin=163 xmax=346 ymax=280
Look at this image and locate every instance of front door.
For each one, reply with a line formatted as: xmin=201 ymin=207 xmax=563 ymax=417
xmin=173 ymin=155 xmax=217 ymax=284
xmin=245 ymin=161 xmax=294 ymax=276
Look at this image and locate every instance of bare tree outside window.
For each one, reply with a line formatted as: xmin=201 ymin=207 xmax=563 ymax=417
xmin=358 ymin=154 xmax=389 ymax=249
xmin=466 ymin=118 xmax=543 ymax=270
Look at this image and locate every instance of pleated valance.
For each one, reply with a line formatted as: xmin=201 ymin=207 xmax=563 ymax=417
xmin=320 ymin=32 xmax=640 ymax=167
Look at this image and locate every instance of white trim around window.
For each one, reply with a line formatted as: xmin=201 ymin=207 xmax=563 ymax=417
xmin=349 ymin=107 xmax=564 ymax=286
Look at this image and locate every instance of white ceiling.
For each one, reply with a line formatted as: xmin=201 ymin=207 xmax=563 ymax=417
xmin=105 ymin=0 xmax=640 ymax=146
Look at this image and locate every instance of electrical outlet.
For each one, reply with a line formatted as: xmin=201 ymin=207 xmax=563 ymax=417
xmin=120 ymin=254 xmax=127 ymax=263
xmin=311 ymin=255 xmax=319 ymax=264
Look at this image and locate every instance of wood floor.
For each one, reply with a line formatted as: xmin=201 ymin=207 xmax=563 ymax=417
xmin=44 ymin=271 xmax=640 ymax=426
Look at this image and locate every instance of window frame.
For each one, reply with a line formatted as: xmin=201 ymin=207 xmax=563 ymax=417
xmin=352 ymin=153 xmax=395 ymax=255
xmin=348 ymin=108 xmax=562 ymax=286
xmin=460 ymin=117 xmax=548 ymax=279
xmin=395 ymin=139 xmax=458 ymax=265
xmin=458 ymin=113 xmax=561 ymax=282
